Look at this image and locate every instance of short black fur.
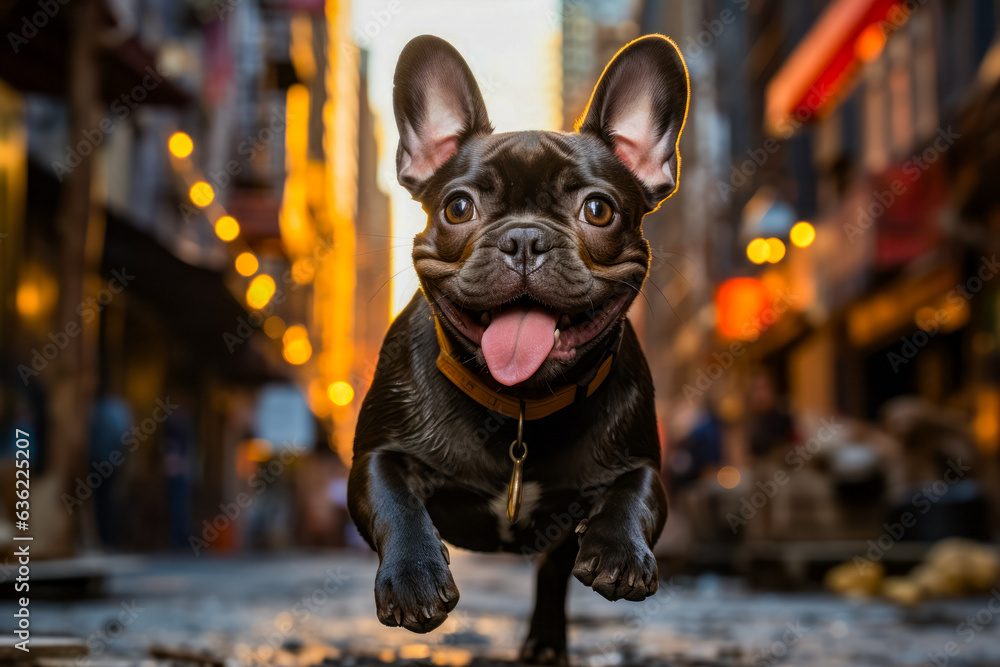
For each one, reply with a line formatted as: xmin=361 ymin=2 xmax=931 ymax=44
xmin=349 ymin=34 xmax=689 ymax=665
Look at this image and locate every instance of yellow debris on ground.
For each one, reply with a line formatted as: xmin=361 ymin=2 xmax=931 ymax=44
xmin=826 ymin=539 xmax=999 ymax=605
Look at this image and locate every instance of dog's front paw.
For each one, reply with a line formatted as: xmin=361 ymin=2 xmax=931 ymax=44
xmin=375 ymin=546 xmax=459 ymax=633
xmin=572 ymin=518 xmax=659 ymax=601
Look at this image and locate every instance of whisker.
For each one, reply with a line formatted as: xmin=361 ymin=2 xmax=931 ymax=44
xmin=652 ymin=257 xmax=691 ymax=288
xmin=354 ymin=243 xmax=412 ymax=257
xmin=358 ymin=233 xmax=414 ymax=241
xmin=368 ymin=265 xmax=415 ymax=304
xmin=611 ymin=279 xmax=653 ymax=317
xmin=644 ymin=274 xmax=683 ymax=325
xmin=651 ymin=249 xmax=697 ymax=263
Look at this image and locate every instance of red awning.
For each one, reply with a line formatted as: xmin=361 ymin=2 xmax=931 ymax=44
xmin=765 ymin=0 xmax=906 ymax=136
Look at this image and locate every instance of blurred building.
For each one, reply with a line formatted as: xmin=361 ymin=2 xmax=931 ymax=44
xmin=638 ymin=0 xmax=1000 ymax=564
xmin=0 ymin=0 xmax=383 ymax=556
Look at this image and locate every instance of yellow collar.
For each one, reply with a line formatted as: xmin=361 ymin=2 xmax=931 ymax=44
xmin=434 ymin=317 xmax=615 ymax=420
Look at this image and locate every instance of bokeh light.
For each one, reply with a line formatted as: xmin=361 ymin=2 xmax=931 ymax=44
xmin=766 ymin=238 xmax=786 ymax=263
xmin=189 ymin=181 xmax=215 ymax=207
xmin=168 ymin=131 xmax=194 ymax=158
xmin=747 ymin=238 xmax=770 ymax=264
xmin=790 ymin=221 xmax=816 ymax=248
xmin=715 ymin=277 xmax=771 ymax=340
xmin=263 ymin=316 xmax=286 ymax=339
xmin=290 ymin=258 xmax=316 ymax=285
xmin=246 ymin=274 xmax=276 ymax=309
xmin=855 ymin=23 xmax=887 ymax=63
xmin=282 ymin=325 xmax=312 ymax=365
xmin=717 ymin=466 xmax=742 ymax=489
xmin=235 ymin=252 xmax=259 ymax=277
xmin=327 ymin=381 xmax=354 ymax=406
xmin=215 ymin=216 xmax=240 ymax=241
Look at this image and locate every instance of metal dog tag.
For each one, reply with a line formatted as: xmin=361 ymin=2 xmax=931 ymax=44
xmin=506 ymin=407 xmax=527 ymax=524
xmin=507 ymin=439 xmax=527 ymax=523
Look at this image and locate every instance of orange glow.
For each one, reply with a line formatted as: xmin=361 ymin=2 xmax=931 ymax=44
xmin=323 ymin=0 xmax=360 ymax=463
xmin=189 ymin=181 xmax=214 ymax=207
xmin=765 ymin=0 xmax=908 ymax=135
xmin=282 ymin=325 xmax=312 ymax=365
xmin=215 ymin=215 xmax=240 ymax=241
xmin=290 ymin=257 xmax=316 ymax=285
xmin=399 ymin=646 xmax=431 ymax=660
xmin=715 ymin=277 xmax=771 ymax=340
xmin=283 ymin=339 xmax=312 ymax=365
xmin=327 ymin=381 xmax=354 ymax=406
xmin=282 ymin=324 xmax=309 ymax=346
xmin=747 ymin=238 xmax=770 ymax=264
xmin=855 ymin=23 xmax=887 ymax=63
xmin=974 ymin=388 xmax=1000 ymax=454
xmin=263 ymin=316 xmax=286 ymax=339
xmin=432 ymin=648 xmax=473 ymax=667
xmin=717 ymin=466 xmax=742 ymax=489
xmin=235 ymin=252 xmax=258 ymax=276
xmin=16 ymin=282 xmax=41 ymax=318
xmin=242 ymin=438 xmax=274 ymax=462
xmin=766 ymin=238 xmax=786 ymax=263
xmin=915 ymin=306 xmax=938 ymax=331
xmin=790 ymin=221 xmax=816 ymax=248
xmin=168 ymin=131 xmax=193 ymax=159
xmin=15 ymin=264 xmax=58 ymax=320
xmin=246 ymin=274 xmax=276 ymax=309
xmin=308 ymin=379 xmax=333 ymax=418
xmin=290 ymin=15 xmax=318 ymax=82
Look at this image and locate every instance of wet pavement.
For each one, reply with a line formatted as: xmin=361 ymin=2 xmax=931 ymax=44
xmin=7 ymin=551 xmax=1000 ymax=666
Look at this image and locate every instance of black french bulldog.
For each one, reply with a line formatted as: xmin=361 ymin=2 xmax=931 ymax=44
xmin=349 ymin=34 xmax=689 ymax=665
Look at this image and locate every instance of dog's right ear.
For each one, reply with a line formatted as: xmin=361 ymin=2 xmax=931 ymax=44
xmin=393 ymin=35 xmax=492 ymax=197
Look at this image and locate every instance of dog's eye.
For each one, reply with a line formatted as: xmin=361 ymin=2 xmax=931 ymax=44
xmin=580 ymin=198 xmax=613 ymax=226
xmin=444 ymin=196 xmax=476 ymax=224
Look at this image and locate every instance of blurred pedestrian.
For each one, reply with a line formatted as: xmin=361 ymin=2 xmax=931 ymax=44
xmin=88 ymin=388 xmax=133 ymax=549
xmin=746 ymin=369 xmax=795 ymax=460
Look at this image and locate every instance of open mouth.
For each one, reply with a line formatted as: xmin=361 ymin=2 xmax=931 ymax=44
xmin=434 ymin=289 xmax=634 ymax=386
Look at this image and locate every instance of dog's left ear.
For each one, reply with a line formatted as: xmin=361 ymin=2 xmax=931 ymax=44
xmin=578 ymin=35 xmax=689 ymax=209
xmin=393 ymin=35 xmax=493 ymax=197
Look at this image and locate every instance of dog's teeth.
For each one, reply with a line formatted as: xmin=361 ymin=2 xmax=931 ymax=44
xmin=553 ymin=329 xmax=560 ymax=344
xmin=558 ymin=314 xmax=571 ymax=329
xmin=480 ymin=312 xmax=491 ymax=326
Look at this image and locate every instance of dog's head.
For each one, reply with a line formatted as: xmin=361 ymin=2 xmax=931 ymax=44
xmin=393 ymin=34 xmax=689 ymax=389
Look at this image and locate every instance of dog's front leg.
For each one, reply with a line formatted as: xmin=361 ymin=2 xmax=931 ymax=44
xmin=573 ymin=464 xmax=667 ymax=601
xmin=348 ymin=449 xmax=459 ymax=632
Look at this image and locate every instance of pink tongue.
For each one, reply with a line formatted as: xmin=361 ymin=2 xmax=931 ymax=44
xmin=481 ymin=306 xmax=558 ymax=386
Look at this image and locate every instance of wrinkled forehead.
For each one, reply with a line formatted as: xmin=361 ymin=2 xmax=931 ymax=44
xmin=432 ymin=131 xmax=628 ymax=209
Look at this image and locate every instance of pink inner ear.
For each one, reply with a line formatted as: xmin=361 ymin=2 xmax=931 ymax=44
xmin=399 ymin=89 xmax=465 ymax=184
xmin=609 ymin=103 xmax=675 ymax=191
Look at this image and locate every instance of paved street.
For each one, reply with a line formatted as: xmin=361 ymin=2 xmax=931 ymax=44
xmin=7 ymin=551 xmax=1000 ymax=666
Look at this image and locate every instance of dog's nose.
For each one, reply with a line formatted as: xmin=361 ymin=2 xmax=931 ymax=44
xmin=497 ymin=226 xmax=553 ymax=272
